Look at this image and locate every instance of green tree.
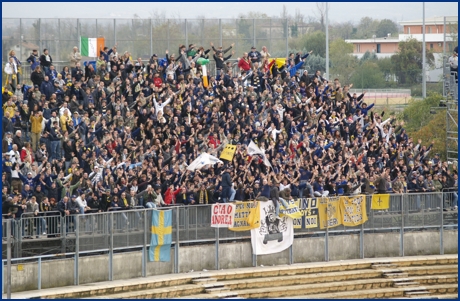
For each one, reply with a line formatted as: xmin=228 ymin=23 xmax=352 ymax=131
xmin=399 ymin=93 xmax=442 ymax=132
xmin=359 ymin=51 xmax=378 ymax=65
xmin=410 ymin=112 xmax=449 ymax=161
xmin=290 ymin=23 xmax=299 ymax=38
xmin=237 ymin=18 xmax=252 ymax=40
xmin=376 ymin=57 xmax=395 ymax=82
xmin=329 ymin=39 xmax=358 ymax=83
xmin=355 ymin=17 xmax=379 ymax=39
xmin=303 ymin=54 xmax=326 ymax=73
xmin=329 ymin=21 xmax=354 ymax=40
xmin=303 ymin=31 xmax=326 ymax=57
xmin=350 ymin=61 xmax=386 ymax=89
xmin=375 ymin=19 xmax=399 ymax=38
xmin=391 ymin=38 xmax=435 ymax=85
xmin=401 ymin=93 xmax=451 ymax=160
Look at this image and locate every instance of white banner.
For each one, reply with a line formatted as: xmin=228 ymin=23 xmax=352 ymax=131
xmin=251 ymin=201 xmax=293 ymax=255
xmin=211 ymin=203 xmax=236 ymax=228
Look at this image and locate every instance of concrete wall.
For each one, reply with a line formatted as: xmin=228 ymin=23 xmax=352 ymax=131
xmin=4 ymin=230 xmax=457 ymax=293
xmin=364 ymin=232 xmax=401 ymax=258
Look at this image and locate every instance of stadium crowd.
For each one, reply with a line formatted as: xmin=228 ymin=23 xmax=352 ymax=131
xmin=1 ymin=42 xmax=458 ymax=237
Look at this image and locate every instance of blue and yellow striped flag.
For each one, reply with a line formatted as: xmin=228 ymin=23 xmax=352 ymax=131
xmin=149 ymin=210 xmax=172 ymax=262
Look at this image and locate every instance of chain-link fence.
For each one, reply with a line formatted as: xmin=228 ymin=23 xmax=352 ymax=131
xmin=2 ymin=18 xmax=291 ymax=64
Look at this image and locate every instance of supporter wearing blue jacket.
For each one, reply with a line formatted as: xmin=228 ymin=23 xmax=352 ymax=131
xmin=18 ymin=171 xmax=40 ymax=189
xmin=288 ymin=60 xmax=305 ymax=77
xmin=313 ymin=176 xmax=329 ymax=197
xmin=40 ymin=76 xmax=54 ymax=101
xmin=46 ymin=66 xmax=58 ymax=81
xmin=26 ymin=49 xmax=40 ymax=71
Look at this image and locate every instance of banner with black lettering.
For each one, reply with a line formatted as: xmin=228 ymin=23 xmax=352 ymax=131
xmin=228 ymin=201 xmax=261 ymax=231
xmin=279 ymin=199 xmax=303 ymax=219
xmin=318 ymin=196 xmax=342 ymax=229
xmin=294 ymin=198 xmax=319 ymax=229
xmin=340 ymin=195 xmax=368 ymax=227
xmin=251 ymin=201 xmax=293 ymax=255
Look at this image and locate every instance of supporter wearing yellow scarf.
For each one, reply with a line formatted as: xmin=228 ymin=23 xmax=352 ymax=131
xmin=198 ymin=186 xmax=209 ymax=204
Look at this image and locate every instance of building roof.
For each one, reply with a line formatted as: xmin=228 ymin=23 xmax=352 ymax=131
xmin=21 ymin=41 xmax=40 ymax=50
xmin=345 ymin=37 xmax=399 ymax=44
xmin=399 ymin=16 xmax=458 ymax=26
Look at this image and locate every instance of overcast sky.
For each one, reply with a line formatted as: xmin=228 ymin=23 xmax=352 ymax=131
xmin=2 ymin=2 xmax=458 ymax=23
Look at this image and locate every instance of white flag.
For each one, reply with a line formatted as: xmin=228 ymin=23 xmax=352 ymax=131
xmin=187 ymin=153 xmax=223 ymax=171
xmin=247 ymin=140 xmax=264 ymax=155
xmin=251 ymin=201 xmax=293 ymax=255
xmin=247 ymin=140 xmax=272 ymax=169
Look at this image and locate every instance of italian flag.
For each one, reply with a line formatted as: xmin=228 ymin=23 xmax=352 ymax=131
xmin=80 ymin=36 xmax=105 ymax=57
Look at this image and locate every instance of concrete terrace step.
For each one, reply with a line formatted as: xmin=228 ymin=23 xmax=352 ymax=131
xmin=429 ymin=294 xmax=459 ymax=299
xmin=95 ymin=284 xmax=204 ymax=299
xmin=205 ymin=286 xmax=231 ymax=293
xmin=390 ymin=294 xmax=459 ymax=299
xmin=279 ymin=285 xmax=457 ymax=299
xmin=206 ymin=255 xmax=458 ymax=282
xmin=398 ymin=265 xmax=458 ymax=276
xmin=233 ymin=278 xmax=396 ymax=299
xmin=373 ymin=264 xmax=399 ymax=269
xmin=409 ymin=274 xmax=458 ymax=285
xmin=5 ymin=254 xmax=457 ymax=299
xmin=404 ymin=292 xmax=432 ymax=297
xmin=276 ymin=287 xmax=410 ymax=299
xmin=177 ymin=292 xmax=240 ymax=299
xmin=211 ymin=269 xmax=384 ymax=290
xmin=424 ymin=284 xmax=458 ymax=294
xmin=192 ymin=278 xmax=218 ymax=284
xmin=385 ymin=272 xmax=410 ymax=279
xmin=393 ymin=282 xmax=421 ymax=288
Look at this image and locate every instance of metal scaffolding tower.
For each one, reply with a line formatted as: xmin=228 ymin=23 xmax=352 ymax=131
xmin=443 ymin=57 xmax=458 ymax=162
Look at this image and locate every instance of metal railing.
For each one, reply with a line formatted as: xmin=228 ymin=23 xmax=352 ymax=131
xmin=349 ymin=88 xmax=412 ymax=94
xmin=1 ymin=192 xmax=458 ymax=293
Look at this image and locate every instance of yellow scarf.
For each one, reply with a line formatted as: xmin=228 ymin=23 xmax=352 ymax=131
xmin=199 ymin=189 xmax=208 ymax=204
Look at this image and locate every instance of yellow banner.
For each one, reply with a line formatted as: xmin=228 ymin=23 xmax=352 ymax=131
xmin=274 ymin=58 xmax=286 ymax=68
xmin=340 ymin=195 xmax=368 ymax=227
xmin=318 ymin=197 xmax=342 ymax=229
xmin=229 ymin=201 xmax=260 ymax=231
xmin=371 ymin=194 xmax=390 ymax=210
xmin=279 ymin=199 xmax=303 ymax=219
xmin=220 ymin=144 xmax=237 ymax=161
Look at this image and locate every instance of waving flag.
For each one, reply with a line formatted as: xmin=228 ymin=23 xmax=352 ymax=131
xmin=247 ymin=140 xmax=272 ymax=169
xmin=149 ymin=210 xmax=172 ymax=262
xmin=80 ymin=36 xmax=105 ymax=57
xmin=187 ymin=153 xmax=223 ymax=171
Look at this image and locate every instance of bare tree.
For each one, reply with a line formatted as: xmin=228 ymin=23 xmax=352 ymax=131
xmin=314 ymin=2 xmax=330 ymax=32
xmin=294 ymin=9 xmax=305 ymax=24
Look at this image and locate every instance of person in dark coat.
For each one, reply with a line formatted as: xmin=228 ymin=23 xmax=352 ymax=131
xmin=220 ymin=165 xmax=233 ymax=203
xmin=40 ymin=76 xmax=54 ymax=101
xmin=30 ymin=66 xmax=45 ymax=87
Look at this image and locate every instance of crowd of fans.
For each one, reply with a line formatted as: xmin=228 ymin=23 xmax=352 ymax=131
xmin=1 ymin=41 xmax=458 ymax=237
